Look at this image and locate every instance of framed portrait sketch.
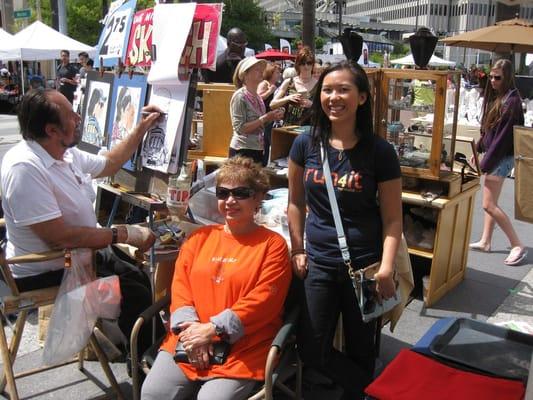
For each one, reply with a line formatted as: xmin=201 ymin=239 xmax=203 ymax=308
xmin=79 ymin=71 xmax=114 ymax=154
xmin=107 ymin=73 xmax=148 ymax=171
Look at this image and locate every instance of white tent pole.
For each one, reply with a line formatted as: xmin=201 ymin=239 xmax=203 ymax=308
xmin=20 ymin=56 xmax=25 ymax=95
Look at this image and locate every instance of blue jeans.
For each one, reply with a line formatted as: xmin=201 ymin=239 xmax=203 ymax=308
xmin=297 ymin=259 xmax=377 ymax=400
xmin=489 ymin=155 xmax=514 ymax=177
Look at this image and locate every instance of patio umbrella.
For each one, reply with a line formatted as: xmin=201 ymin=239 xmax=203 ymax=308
xmin=440 ymin=18 xmax=533 ymax=53
xmin=255 ymin=49 xmax=296 ymax=61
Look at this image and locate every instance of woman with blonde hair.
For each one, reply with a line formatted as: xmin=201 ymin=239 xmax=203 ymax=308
xmin=469 ymin=59 xmax=527 ymax=266
xmin=270 ymin=46 xmax=318 ymax=126
xmin=228 ymin=57 xmax=284 ymax=163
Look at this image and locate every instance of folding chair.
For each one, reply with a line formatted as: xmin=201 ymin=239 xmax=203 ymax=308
xmin=0 ymin=248 xmax=125 ymax=400
xmin=129 ymin=257 xmax=302 ymax=400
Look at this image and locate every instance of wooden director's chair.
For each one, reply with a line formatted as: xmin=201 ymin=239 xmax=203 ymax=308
xmin=0 ymin=247 xmax=125 ymax=400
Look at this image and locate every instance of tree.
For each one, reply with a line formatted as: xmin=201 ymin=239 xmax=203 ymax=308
xmin=220 ymin=0 xmax=273 ymax=51
xmin=315 ymin=36 xmax=326 ymax=52
xmin=302 ymin=0 xmax=315 ymax=52
xmin=28 ymin=0 xmax=156 ymax=46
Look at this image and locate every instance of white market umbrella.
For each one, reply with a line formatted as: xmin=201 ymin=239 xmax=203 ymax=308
xmin=390 ymin=53 xmax=456 ymax=67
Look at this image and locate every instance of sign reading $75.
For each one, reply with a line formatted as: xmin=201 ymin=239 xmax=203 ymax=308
xmin=96 ymin=0 xmax=137 ymax=68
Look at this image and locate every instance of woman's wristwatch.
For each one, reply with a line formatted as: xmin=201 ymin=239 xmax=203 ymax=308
xmin=211 ymin=321 xmax=224 ymax=337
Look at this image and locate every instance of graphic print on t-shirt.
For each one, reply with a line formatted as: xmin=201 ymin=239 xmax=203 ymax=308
xmin=304 ymin=167 xmax=363 ymax=192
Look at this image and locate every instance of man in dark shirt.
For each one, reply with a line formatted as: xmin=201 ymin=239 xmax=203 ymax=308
xmin=202 ymin=27 xmax=247 ymax=84
xmin=56 ymin=49 xmax=79 ymax=104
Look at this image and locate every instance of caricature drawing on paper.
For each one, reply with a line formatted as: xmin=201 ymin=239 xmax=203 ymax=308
xmin=142 ymin=86 xmax=171 ymax=167
xmin=110 ymin=86 xmax=141 ymax=149
xmin=141 ymin=82 xmax=189 ymax=172
xmin=82 ymin=82 xmax=110 ymax=147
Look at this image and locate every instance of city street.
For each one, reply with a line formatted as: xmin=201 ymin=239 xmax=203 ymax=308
xmin=0 ymin=114 xmax=21 ymax=165
xmin=0 ymin=109 xmax=531 ymax=398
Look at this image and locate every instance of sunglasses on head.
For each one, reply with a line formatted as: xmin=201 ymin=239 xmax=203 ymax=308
xmin=215 ymin=186 xmax=255 ymax=200
xmin=489 ymin=74 xmax=502 ymax=81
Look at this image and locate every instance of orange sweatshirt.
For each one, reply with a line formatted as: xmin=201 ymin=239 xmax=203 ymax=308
xmin=160 ymin=225 xmax=292 ymax=381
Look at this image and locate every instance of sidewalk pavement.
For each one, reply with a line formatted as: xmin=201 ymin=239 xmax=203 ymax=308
xmin=0 ymin=113 xmax=531 ymax=398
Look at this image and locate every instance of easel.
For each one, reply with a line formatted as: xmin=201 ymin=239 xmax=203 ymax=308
xmin=95 ymin=60 xmax=200 ymax=342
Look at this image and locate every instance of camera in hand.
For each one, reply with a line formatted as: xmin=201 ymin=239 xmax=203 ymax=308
xmin=174 ymin=341 xmax=231 ymax=365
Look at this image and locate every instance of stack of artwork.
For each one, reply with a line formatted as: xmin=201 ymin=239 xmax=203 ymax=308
xmin=78 ymin=1 xmax=222 ymax=174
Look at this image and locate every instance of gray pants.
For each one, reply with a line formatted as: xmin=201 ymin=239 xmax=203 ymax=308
xmin=141 ymin=351 xmax=257 ymax=400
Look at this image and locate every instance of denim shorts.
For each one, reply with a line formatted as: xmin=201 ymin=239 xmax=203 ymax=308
xmin=489 ymin=155 xmax=514 ymax=177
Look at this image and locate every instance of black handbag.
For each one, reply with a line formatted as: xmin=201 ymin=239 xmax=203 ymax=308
xmin=174 ymin=341 xmax=231 ymax=365
xmin=320 ymin=142 xmax=401 ymax=323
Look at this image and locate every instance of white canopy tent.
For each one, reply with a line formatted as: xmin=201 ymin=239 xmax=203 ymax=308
xmin=0 ymin=21 xmax=95 ymax=61
xmin=0 ymin=21 xmax=95 ymax=93
xmin=0 ymin=28 xmax=14 ymax=45
xmin=390 ymin=53 xmax=456 ymax=67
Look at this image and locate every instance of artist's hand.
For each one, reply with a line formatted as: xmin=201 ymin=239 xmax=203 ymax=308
xmin=185 ymin=342 xmax=212 ymax=370
xmin=374 ymin=269 xmax=396 ymax=300
xmin=292 ymin=253 xmax=308 ymax=279
xmin=179 ymin=321 xmax=215 ymax=350
xmin=138 ymin=105 xmax=164 ymax=132
xmin=120 ymin=225 xmax=156 ymax=252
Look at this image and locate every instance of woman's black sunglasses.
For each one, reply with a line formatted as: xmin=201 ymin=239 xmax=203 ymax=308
xmin=215 ymin=186 xmax=255 ymax=200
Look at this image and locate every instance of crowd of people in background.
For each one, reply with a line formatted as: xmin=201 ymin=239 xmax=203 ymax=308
xmin=0 ymin=50 xmax=94 ymax=107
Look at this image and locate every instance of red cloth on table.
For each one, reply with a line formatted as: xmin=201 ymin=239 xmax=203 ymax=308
xmin=365 ymin=349 xmax=525 ymax=400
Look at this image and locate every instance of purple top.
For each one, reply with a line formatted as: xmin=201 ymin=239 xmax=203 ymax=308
xmin=476 ymin=88 xmax=524 ymax=173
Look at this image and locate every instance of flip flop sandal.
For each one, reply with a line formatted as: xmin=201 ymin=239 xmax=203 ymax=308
xmin=504 ymin=247 xmax=528 ymax=266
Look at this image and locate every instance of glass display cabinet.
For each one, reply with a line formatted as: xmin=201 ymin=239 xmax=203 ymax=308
xmin=376 ymin=69 xmax=461 ymax=180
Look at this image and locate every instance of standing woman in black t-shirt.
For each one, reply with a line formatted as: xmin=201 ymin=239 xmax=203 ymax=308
xmin=287 ymin=61 xmax=402 ymax=399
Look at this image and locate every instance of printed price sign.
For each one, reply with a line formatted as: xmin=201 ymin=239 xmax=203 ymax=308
xmin=126 ymin=8 xmax=154 ymax=67
xmin=96 ymin=0 xmax=137 ymax=67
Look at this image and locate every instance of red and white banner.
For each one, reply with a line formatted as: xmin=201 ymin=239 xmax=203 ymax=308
xmin=180 ymin=4 xmax=222 ymax=71
xmin=126 ymin=4 xmax=221 ymax=70
xmin=126 ymin=8 xmax=153 ymax=67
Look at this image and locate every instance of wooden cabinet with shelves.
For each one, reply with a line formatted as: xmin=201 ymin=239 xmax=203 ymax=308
xmin=188 ymin=83 xmax=235 ymax=163
xmin=374 ymin=69 xmax=480 ymax=306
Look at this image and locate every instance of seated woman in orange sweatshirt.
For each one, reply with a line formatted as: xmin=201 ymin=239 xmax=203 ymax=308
xmin=141 ymin=156 xmax=292 ymax=400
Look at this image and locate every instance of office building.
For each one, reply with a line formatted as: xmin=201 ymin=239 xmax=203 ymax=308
xmin=259 ymin=0 xmax=533 ymax=65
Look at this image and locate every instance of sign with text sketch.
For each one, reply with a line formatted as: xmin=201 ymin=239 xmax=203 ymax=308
xmin=125 ymin=4 xmax=221 ymax=70
xmin=95 ymin=0 xmax=137 ymax=68
xmin=126 ymin=8 xmax=153 ymax=67
xmin=180 ymin=4 xmax=222 ymax=71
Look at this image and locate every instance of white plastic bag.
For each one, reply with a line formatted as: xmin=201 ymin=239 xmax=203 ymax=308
xmin=42 ymin=249 xmax=122 ymax=366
